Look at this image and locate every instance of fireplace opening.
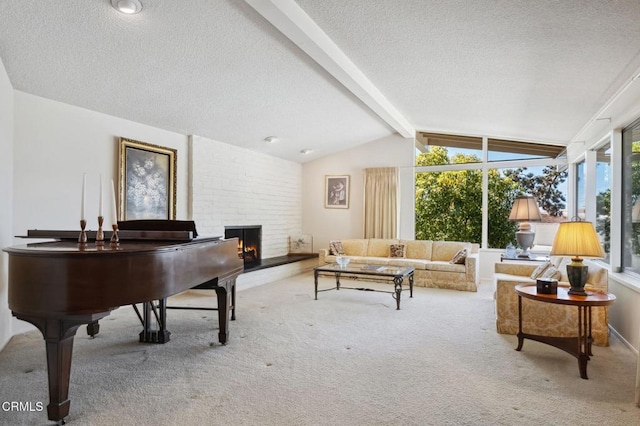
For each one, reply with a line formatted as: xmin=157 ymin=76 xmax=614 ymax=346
xmin=224 ymin=225 xmax=261 ymax=268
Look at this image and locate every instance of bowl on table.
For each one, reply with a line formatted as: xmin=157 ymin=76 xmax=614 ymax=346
xmin=336 ymin=256 xmax=350 ymax=268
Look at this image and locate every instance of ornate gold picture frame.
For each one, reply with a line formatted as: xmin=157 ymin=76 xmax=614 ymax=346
xmin=118 ymin=137 xmax=177 ymax=220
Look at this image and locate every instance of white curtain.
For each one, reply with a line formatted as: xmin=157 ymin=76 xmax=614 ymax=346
xmin=364 ymin=167 xmax=399 ymax=239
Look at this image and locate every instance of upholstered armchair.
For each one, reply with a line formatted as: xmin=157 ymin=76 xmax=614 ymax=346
xmin=494 ymin=258 xmax=610 ymax=346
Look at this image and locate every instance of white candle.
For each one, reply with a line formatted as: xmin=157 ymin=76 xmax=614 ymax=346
xmin=99 ymin=174 xmax=103 ymax=217
xmin=81 ymin=173 xmax=86 ymax=221
xmin=111 ymin=179 xmax=118 ymax=225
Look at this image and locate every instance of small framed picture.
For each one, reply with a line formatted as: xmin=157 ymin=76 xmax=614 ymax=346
xmin=325 ymin=175 xmax=350 ymax=209
xmin=118 ymin=137 xmax=177 ymax=220
xmin=289 ymin=234 xmax=313 ymax=253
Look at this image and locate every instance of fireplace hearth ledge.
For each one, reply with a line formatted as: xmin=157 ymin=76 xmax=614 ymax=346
xmin=243 ymin=253 xmax=318 ymax=273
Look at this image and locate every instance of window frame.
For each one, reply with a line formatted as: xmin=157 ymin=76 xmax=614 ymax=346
xmin=415 ymin=134 xmax=568 ymax=249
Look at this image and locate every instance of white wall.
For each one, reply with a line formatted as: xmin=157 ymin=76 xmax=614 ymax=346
xmin=190 ymin=135 xmax=302 ymax=258
xmin=302 ymin=134 xmax=414 ymax=250
xmin=13 ymin=92 xmax=190 ymax=234
xmin=563 ymin=85 xmax=640 ymax=352
xmin=4 ymin=93 xmax=305 ymax=342
xmin=0 ymin=58 xmax=14 ymax=350
xmin=10 ymin=93 xmax=190 ymax=336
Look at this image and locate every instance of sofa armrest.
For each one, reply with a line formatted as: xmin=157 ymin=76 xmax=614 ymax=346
xmin=494 ymin=262 xmax=539 ymax=277
xmin=318 ymin=248 xmax=329 ymax=265
xmin=465 ymin=253 xmax=479 ymax=283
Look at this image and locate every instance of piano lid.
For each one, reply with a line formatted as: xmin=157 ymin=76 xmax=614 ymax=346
xmin=23 ymin=229 xmax=207 ymax=241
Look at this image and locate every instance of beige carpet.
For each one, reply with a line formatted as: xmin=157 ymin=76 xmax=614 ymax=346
xmin=0 ymin=272 xmax=639 ymax=426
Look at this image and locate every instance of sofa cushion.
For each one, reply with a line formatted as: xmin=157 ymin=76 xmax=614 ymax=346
xmin=341 ymin=239 xmax=369 ymax=256
xmin=539 ymin=265 xmax=561 ymax=280
xmin=400 ymin=240 xmax=433 ymax=260
xmin=585 ymin=264 xmax=608 ymax=292
xmin=449 ymin=248 xmax=467 ymax=264
xmin=432 ymin=241 xmax=472 ymax=262
xmin=530 ymin=262 xmax=551 ymax=279
xmin=425 ymin=261 xmax=466 ymax=273
xmin=329 ymin=240 xmax=344 ymax=255
xmin=387 ymin=258 xmax=429 ymax=270
xmin=351 ymin=256 xmax=390 ymax=266
xmin=325 ymin=255 xmax=388 ymax=265
xmin=389 ymin=244 xmax=406 ymax=258
xmin=494 ymin=272 xmax=536 ymax=285
xmin=367 ymin=239 xmax=399 ymax=257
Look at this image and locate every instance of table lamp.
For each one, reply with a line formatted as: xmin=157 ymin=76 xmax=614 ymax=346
xmin=508 ymin=195 xmax=542 ymax=258
xmin=550 ymin=218 xmax=604 ymax=295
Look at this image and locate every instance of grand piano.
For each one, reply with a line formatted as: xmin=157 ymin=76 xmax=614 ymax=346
xmin=4 ymin=234 xmax=243 ymax=424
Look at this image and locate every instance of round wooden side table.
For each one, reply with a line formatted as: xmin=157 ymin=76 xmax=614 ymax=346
xmin=514 ymin=284 xmax=615 ymax=379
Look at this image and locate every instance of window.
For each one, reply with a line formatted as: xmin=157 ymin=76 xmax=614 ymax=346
xmin=415 ymin=132 xmax=482 ymax=165
xmin=415 ymin=133 xmax=567 ymax=248
xmin=576 ymin=160 xmax=585 ymax=219
xmin=487 ymin=165 xmax=567 ymax=249
xmin=621 ymin=118 xmax=640 ymax=274
xmin=488 ymin=138 xmax=565 ymax=162
xmin=595 ymin=143 xmax=611 ymax=264
xmin=415 ymin=169 xmax=482 ymax=243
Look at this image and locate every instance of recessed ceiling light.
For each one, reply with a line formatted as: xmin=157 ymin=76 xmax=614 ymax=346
xmin=111 ymin=0 xmax=143 ymax=14
xmin=300 ymin=149 xmax=312 ymax=155
xmin=264 ymin=136 xmax=278 ymax=144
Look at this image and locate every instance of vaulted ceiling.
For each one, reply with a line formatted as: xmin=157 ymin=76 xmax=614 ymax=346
xmin=1 ymin=0 xmax=640 ymax=162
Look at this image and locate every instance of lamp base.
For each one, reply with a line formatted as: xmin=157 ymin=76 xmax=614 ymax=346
xmin=515 ymin=228 xmax=535 ymax=259
xmin=566 ymin=259 xmax=588 ymax=296
xmin=567 ymin=288 xmax=588 ymax=296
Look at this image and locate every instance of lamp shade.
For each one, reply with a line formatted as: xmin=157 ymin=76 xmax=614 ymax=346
xmin=550 ymin=220 xmax=605 ymax=259
xmin=508 ymin=195 xmax=542 ymax=222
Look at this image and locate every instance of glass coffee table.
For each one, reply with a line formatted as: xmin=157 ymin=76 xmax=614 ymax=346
xmin=314 ymin=263 xmax=414 ymax=310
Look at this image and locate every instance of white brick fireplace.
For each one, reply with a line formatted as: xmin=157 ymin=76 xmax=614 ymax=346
xmin=190 ymin=135 xmax=303 ymax=261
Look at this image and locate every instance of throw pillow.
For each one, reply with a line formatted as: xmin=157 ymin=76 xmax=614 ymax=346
xmin=449 ymin=248 xmax=467 ymax=264
xmin=530 ymin=262 xmax=551 ymax=280
xmin=389 ymin=244 xmax=406 ymax=258
xmin=329 ymin=240 xmax=344 ymax=256
xmin=540 ymin=265 xmax=561 ymax=280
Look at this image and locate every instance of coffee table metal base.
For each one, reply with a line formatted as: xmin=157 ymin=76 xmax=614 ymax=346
xmin=314 ymin=267 xmax=414 ymax=310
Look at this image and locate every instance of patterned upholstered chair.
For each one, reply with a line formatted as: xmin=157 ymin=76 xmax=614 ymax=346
xmin=494 ymin=258 xmax=610 ymax=346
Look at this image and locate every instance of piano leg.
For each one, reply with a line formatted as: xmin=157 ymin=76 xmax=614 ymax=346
xmin=231 ymin=282 xmax=236 ymax=321
xmin=14 ymin=313 xmax=110 ymax=424
xmin=215 ymin=284 xmax=231 ymax=344
xmin=44 ymin=322 xmax=76 ymax=423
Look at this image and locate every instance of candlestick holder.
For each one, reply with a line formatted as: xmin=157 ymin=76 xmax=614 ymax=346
xmin=78 ymin=219 xmax=87 ymax=245
xmin=96 ymin=216 xmax=105 ymax=245
xmin=110 ymin=223 xmax=119 ymax=245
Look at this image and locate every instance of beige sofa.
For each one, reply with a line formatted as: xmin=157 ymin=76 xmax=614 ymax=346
xmin=494 ymin=258 xmax=610 ymax=346
xmin=318 ymin=239 xmax=479 ymax=292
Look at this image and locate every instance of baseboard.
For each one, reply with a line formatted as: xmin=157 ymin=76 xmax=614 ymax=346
xmin=610 ymin=325 xmax=638 ymax=356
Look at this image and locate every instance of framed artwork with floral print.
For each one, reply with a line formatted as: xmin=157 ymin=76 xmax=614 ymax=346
xmin=118 ymin=137 xmax=177 ymax=220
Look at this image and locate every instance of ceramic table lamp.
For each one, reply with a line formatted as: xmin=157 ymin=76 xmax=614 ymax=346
xmin=550 ymin=218 xmax=605 ymax=295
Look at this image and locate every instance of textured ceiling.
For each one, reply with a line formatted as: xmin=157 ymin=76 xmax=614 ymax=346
xmin=1 ymin=0 xmax=640 ymax=163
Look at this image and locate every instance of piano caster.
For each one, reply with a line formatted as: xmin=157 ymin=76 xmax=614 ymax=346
xmin=57 ymin=419 xmax=66 ymax=425
xmin=86 ymin=320 xmax=100 ymax=338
